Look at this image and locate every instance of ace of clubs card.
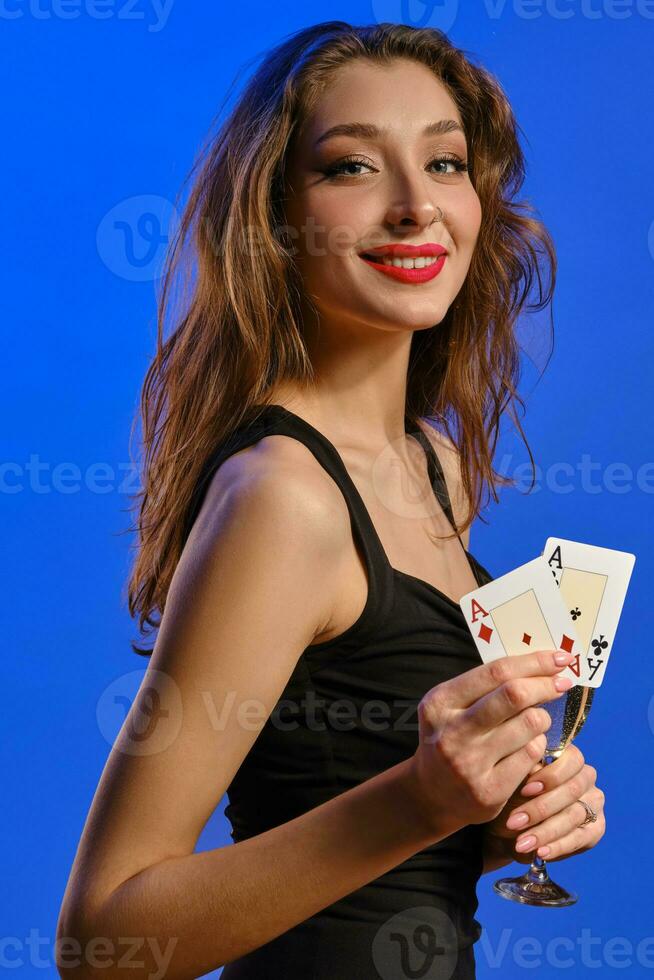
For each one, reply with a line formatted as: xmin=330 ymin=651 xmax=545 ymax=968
xmin=543 ymin=537 xmax=635 ymax=688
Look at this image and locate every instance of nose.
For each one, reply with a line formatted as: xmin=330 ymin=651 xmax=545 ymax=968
xmin=384 ymin=176 xmax=444 ymax=232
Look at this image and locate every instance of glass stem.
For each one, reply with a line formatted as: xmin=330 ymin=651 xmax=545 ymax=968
xmin=528 ymin=854 xmax=549 ymax=881
xmin=526 ymin=750 xmax=556 ymax=882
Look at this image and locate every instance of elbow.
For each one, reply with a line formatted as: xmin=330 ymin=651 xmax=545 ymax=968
xmin=55 ymin=905 xmax=92 ymax=980
xmin=55 ymin=903 xmax=113 ymax=980
xmin=55 ymin=901 xmax=188 ymax=980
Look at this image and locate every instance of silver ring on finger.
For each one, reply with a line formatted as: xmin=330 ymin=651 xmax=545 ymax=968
xmin=577 ymin=798 xmax=598 ymax=827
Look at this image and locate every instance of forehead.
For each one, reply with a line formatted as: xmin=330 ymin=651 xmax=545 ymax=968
xmin=299 ymin=58 xmax=464 ymax=149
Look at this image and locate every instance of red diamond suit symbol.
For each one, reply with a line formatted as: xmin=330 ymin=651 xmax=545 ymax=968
xmin=478 ymin=623 xmax=493 ymax=643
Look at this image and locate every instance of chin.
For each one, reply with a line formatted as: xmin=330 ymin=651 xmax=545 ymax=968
xmin=401 ymin=303 xmax=453 ymax=330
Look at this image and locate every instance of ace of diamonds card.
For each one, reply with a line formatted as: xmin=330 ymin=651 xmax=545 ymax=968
xmin=458 ymin=556 xmax=583 ymax=686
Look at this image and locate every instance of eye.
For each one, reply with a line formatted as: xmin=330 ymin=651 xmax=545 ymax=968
xmin=322 ymin=155 xmax=372 ymax=179
xmin=429 ymin=154 xmax=469 ymax=176
xmin=322 ymin=153 xmax=469 ymax=180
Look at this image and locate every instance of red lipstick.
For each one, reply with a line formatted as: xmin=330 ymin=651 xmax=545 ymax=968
xmin=358 ymin=242 xmax=448 ymax=284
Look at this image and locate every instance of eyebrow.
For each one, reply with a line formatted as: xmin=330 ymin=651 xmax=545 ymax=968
xmin=314 ymin=119 xmax=465 ymax=147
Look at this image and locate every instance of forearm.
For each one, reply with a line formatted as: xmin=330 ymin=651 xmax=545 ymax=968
xmin=58 ymin=758 xmax=459 ymax=980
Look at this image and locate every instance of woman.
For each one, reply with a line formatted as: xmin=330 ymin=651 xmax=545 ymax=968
xmin=56 ymin=21 xmax=606 ymax=980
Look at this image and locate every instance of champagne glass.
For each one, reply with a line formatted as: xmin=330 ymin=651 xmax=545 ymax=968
xmin=493 ymin=682 xmax=595 ymax=906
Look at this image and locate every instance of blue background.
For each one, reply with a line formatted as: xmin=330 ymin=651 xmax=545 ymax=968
xmin=3 ymin=1 xmax=652 ymax=977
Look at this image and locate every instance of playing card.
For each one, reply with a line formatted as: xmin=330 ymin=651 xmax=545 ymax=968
xmin=543 ymin=537 xmax=635 ymax=688
xmin=458 ymin=556 xmax=583 ymax=686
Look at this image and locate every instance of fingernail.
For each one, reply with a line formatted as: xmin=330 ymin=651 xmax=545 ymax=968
xmin=537 ymin=845 xmax=551 ymax=858
xmin=522 ymin=781 xmax=545 ymax=795
xmin=554 ymin=651 xmax=573 ymax=664
xmin=506 ymin=811 xmax=529 ymax=829
xmin=515 ymin=835 xmax=537 ymax=852
xmin=554 ymin=675 xmax=573 ymax=691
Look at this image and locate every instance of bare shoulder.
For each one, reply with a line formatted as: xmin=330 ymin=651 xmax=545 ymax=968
xmin=188 ymin=433 xmax=353 ymax=621
xmin=416 ymin=419 xmax=471 ymax=547
xmin=198 ymin=432 xmax=352 ymax=552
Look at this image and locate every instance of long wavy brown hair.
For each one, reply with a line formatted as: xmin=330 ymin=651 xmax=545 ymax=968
xmin=124 ymin=20 xmax=556 ymax=656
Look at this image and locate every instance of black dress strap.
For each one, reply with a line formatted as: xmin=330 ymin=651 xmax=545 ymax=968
xmin=407 ymin=421 xmax=460 ymax=537
xmin=255 ymin=404 xmax=395 ymax=575
xmin=183 ymin=402 xmax=397 ymax=653
xmin=405 ymin=419 xmax=483 ymax=591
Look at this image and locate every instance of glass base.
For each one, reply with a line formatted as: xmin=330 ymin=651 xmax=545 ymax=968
xmin=494 ymin=860 xmax=578 ymax=907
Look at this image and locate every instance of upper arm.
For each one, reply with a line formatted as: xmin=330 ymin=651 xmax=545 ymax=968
xmin=417 ymin=421 xmax=472 ymax=550
xmin=59 ymin=441 xmax=348 ymax=931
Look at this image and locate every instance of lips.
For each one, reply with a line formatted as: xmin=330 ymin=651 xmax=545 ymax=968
xmin=358 ymin=249 xmax=447 ymax=284
xmin=358 ymin=242 xmax=448 ymax=260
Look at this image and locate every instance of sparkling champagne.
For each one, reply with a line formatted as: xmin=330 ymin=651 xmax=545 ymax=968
xmin=540 ymin=683 xmax=595 ymax=761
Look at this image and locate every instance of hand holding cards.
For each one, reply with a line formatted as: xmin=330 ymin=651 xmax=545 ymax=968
xmin=456 ymin=535 xmax=633 ymax=907
xmin=459 ymin=539 xmax=635 ymax=689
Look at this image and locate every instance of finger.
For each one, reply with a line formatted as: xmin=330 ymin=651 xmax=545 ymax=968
xmin=507 ymin=761 xmax=597 ymax=833
xmin=460 ymin=670 xmax=573 ymax=736
xmin=446 ymin=649 xmax=577 ymax=710
xmin=514 ymin=785 xmax=603 ymax=853
xmin=491 ymin=733 xmax=550 ymax=793
xmin=517 ymin=760 xmax=549 ymax=795
xmin=520 ymin=776 xmax=546 ymax=796
xmin=477 ymin=703 xmax=553 ymax=765
xmin=533 ymin=797 xmax=606 ymax=861
xmin=520 ymin=745 xmax=587 ymax=796
xmin=515 ymin=796 xmax=597 ymax=851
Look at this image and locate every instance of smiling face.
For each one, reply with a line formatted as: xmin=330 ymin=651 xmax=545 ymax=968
xmin=282 ymin=57 xmax=482 ymax=337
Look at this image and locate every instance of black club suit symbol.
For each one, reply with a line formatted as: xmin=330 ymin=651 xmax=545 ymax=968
xmin=570 ymin=607 xmax=581 ymax=621
xmin=591 ymin=635 xmax=609 ymax=655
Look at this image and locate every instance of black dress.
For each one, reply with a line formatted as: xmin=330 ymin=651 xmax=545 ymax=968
xmin=185 ymin=404 xmax=495 ymax=980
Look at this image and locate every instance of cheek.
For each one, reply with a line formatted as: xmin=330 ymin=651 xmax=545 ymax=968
xmin=292 ymin=187 xmax=376 ymax=261
xmin=457 ymin=187 xmax=482 ymax=247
